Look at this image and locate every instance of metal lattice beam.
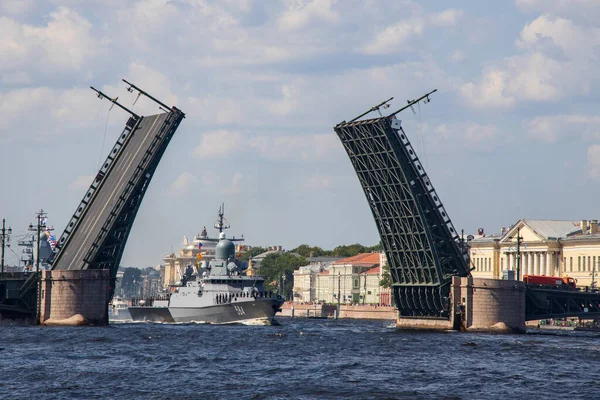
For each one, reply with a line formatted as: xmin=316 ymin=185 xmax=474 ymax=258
xmin=51 ymin=81 xmax=185 ymax=299
xmin=334 ymin=92 xmax=469 ymax=318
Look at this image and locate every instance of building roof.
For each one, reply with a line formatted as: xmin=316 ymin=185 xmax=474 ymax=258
xmin=306 ymin=256 xmax=344 ymax=263
xmin=332 ymin=252 xmax=380 ymax=267
xmin=560 ymin=233 xmax=600 ymax=242
xmin=251 ymin=249 xmax=284 ymax=262
xmin=365 ymin=266 xmax=380 ymax=275
xmin=521 ymin=219 xmax=581 ymax=240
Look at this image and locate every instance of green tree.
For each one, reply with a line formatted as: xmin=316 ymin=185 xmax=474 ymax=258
xmin=332 ymin=243 xmax=367 ymax=257
xmin=121 ymin=267 xmax=142 ymax=297
xmin=292 ymin=244 xmax=311 ymax=258
xmin=379 ymin=261 xmax=392 ymax=288
xmin=259 ymin=253 xmax=307 ymax=299
xmin=238 ymin=246 xmax=267 ymax=262
xmin=291 ymin=245 xmax=327 ymax=257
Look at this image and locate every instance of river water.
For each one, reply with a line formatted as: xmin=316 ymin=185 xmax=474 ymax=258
xmin=1 ymin=317 xmax=599 ymax=399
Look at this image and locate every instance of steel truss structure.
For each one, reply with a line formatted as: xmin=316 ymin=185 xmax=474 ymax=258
xmin=334 ymin=91 xmax=469 ymax=318
xmin=526 ymin=288 xmax=600 ymax=320
xmin=51 ymin=80 xmax=185 ymax=298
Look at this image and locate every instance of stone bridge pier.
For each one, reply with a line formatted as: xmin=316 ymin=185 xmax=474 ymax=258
xmin=397 ymin=277 xmax=526 ymax=333
xmin=39 ymin=269 xmax=111 ymax=326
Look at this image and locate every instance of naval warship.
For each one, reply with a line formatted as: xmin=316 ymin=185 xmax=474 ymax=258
xmin=128 ymin=208 xmax=284 ymax=324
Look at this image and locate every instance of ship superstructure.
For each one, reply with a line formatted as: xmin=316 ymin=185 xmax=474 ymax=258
xmin=129 ymin=207 xmax=283 ymax=324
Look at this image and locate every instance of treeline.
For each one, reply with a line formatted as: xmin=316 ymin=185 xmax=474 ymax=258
xmin=291 ymin=243 xmax=382 ymax=258
xmin=238 ymin=242 xmax=382 ymax=262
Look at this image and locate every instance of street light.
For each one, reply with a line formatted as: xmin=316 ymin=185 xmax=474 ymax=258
xmin=508 ymin=228 xmax=523 ymax=281
xmin=1 ymin=219 xmax=12 ymax=277
xmin=282 ymin=275 xmax=286 ymax=301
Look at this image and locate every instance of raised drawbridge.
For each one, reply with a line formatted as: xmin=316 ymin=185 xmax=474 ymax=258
xmin=334 ymin=91 xmax=470 ymax=318
xmin=50 ymin=80 xmax=185 ymax=299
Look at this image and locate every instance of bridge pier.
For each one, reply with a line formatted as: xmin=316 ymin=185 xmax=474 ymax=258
xmin=39 ymin=269 xmax=111 ymax=326
xmin=397 ymin=277 xmax=526 ymax=333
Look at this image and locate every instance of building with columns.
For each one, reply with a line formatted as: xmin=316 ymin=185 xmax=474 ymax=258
xmin=294 ymin=252 xmax=391 ymax=305
xmin=470 ymin=219 xmax=600 ymax=289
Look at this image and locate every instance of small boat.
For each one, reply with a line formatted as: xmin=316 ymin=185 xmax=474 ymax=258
xmin=109 ymin=296 xmax=131 ymax=321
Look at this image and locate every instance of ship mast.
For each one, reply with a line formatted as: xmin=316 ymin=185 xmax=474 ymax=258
xmin=214 ymin=203 xmax=230 ymax=234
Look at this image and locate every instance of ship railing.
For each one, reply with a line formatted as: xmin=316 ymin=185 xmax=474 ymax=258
xmin=131 ymin=295 xmax=170 ymax=307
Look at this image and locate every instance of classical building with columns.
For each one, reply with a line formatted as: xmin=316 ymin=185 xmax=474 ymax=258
xmin=470 ymin=219 xmax=600 ymax=289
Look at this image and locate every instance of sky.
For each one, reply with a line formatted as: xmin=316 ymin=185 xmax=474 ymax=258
xmin=1 ymin=0 xmax=600 ymax=268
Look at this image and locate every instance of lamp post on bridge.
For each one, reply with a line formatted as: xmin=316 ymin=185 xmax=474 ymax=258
xmin=336 ymin=271 xmax=341 ymax=320
xmin=363 ymin=271 xmax=367 ymax=305
xmin=508 ymin=228 xmax=523 ymax=281
xmin=1 ymin=218 xmax=12 ymax=278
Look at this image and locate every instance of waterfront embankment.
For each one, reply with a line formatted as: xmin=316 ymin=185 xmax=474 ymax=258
xmin=280 ymin=302 xmax=397 ymax=320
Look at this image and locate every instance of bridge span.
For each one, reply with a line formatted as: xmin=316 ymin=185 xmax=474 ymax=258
xmin=334 ymin=91 xmax=600 ymax=330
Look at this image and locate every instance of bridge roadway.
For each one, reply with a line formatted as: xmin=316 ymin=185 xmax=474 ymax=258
xmin=57 ymin=113 xmax=168 ymax=270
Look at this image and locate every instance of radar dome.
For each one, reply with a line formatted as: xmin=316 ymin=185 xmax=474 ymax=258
xmin=215 ymin=238 xmax=235 ymax=260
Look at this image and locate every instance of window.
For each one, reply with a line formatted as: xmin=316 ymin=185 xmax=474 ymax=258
xmin=489 ymin=257 xmax=492 ymax=272
xmin=583 ymin=256 xmax=586 ymax=272
xmin=353 ymin=279 xmax=359 ymax=289
xmin=589 ymin=256 xmax=591 ymax=272
xmin=578 ymin=256 xmax=581 ymax=272
xmin=570 ymin=257 xmax=573 ymax=272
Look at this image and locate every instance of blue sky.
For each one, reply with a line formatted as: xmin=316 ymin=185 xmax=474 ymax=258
xmin=1 ymin=0 xmax=599 ymax=268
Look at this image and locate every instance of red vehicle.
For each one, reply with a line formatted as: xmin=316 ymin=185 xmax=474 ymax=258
xmin=523 ymin=275 xmax=577 ymax=290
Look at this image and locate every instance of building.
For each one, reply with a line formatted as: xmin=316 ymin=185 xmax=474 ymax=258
xmin=312 ymin=252 xmax=388 ymax=305
xmin=292 ymin=257 xmax=343 ymax=302
xmin=470 ymin=219 xmax=600 ymax=289
xmin=141 ymin=267 xmax=162 ymax=298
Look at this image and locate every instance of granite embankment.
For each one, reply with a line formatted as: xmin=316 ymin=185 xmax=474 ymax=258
xmin=280 ymin=303 xmax=397 ymax=320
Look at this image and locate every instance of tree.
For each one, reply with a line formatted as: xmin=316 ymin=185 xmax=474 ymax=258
xmin=259 ymin=253 xmax=307 ymax=299
xmin=379 ymin=261 xmax=392 ymax=288
xmin=331 ymin=243 xmax=367 ymax=257
xmin=238 ymin=246 xmax=267 ymax=262
xmin=121 ymin=267 xmax=142 ymax=297
xmin=292 ymin=244 xmax=311 ymax=258
xmin=291 ymin=245 xmax=326 ymax=258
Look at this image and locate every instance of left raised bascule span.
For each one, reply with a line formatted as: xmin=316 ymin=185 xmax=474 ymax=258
xmin=40 ymin=79 xmax=185 ymax=325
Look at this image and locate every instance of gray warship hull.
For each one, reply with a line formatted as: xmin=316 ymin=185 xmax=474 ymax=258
xmin=129 ymin=298 xmax=282 ymax=324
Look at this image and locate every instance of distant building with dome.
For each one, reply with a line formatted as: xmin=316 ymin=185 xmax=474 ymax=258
xmin=162 ymin=206 xmax=246 ymax=288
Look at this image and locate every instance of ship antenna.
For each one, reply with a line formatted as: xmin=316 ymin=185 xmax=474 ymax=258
xmin=214 ymin=203 xmax=230 ymax=233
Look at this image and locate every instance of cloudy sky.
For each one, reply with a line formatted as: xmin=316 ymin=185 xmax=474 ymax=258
xmin=1 ymin=0 xmax=599 ymax=268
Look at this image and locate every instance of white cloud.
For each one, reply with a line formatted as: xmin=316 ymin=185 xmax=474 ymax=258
xmin=169 ymin=172 xmax=198 ymax=195
xmin=429 ymin=122 xmax=503 ymax=152
xmin=302 ymin=174 xmax=331 ymax=190
xmin=429 ymin=9 xmax=464 ymax=27
xmin=526 ymin=114 xmax=600 ymax=143
xmin=1 ymin=71 xmax=33 ymax=85
xmin=248 ymin=133 xmax=340 ymax=161
xmin=460 ymin=14 xmax=599 ymax=109
xmin=0 ymin=86 xmax=101 ymax=140
xmin=69 ymin=175 xmax=94 ymax=191
xmin=516 ymin=0 xmax=600 ymax=23
xmin=278 ymin=0 xmax=339 ymax=31
xmin=0 ymin=7 xmax=99 ymax=73
xmin=193 ymin=130 xmax=243 ymax=159
xmin=460 ymin=69 xmax=516 ymax=109
xmin=516 ymin=15 xmax=600 ymax=59
xmin=449 ymin=50 xmax=466 ymax=63
xmin=222 ymin=172 xmax=244 ymax=195
xmin=268 ymin=84 xmax=297 ymax=116
xmin=0 ymin=0 xmax=35 ymax=15
xmin=360 ymin=20 xmax=424 ymax=55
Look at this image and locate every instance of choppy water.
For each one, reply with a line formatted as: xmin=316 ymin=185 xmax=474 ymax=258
xmin=1 ymin=317 xmax=599 ymax=399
